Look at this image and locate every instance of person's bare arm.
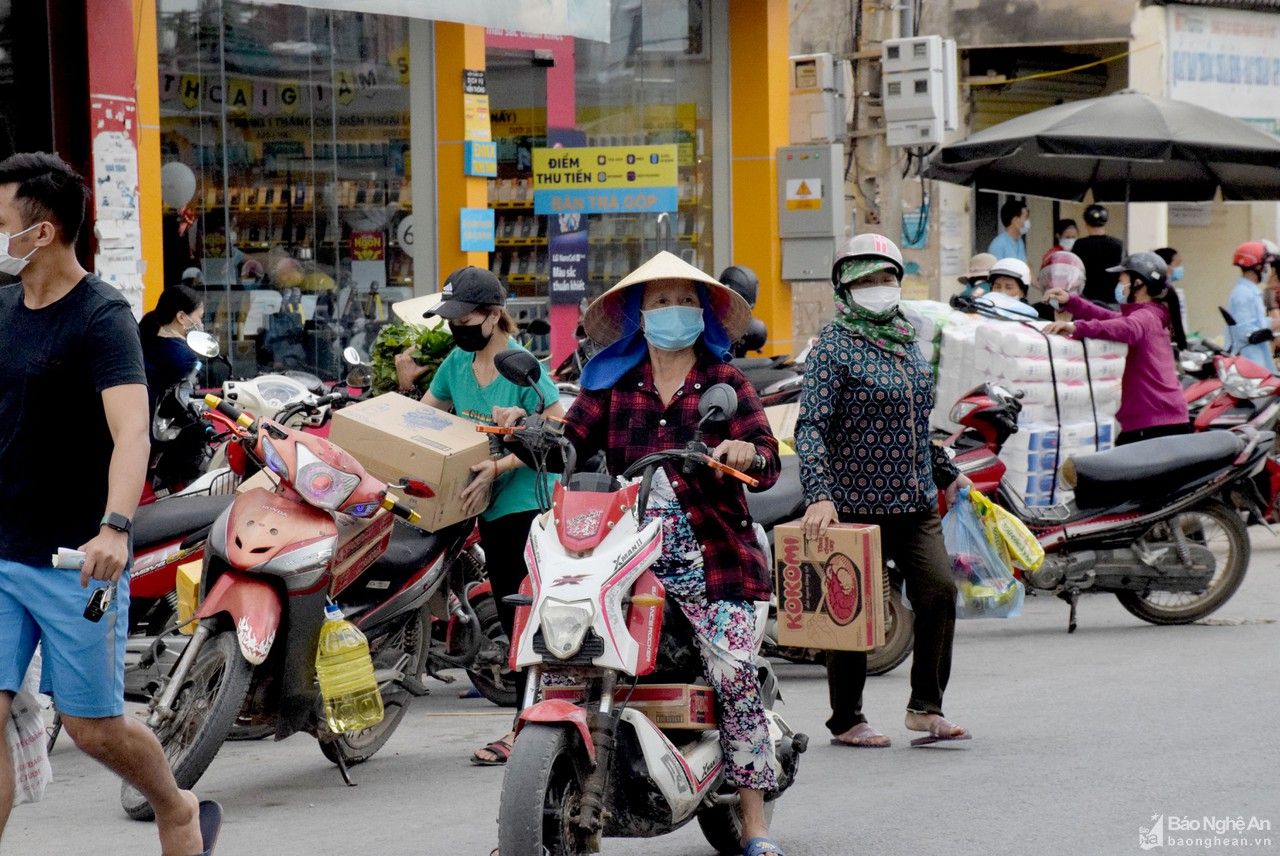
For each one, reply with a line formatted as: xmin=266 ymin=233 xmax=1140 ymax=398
xmin=78 ymin=383 xmax=149 ymax=586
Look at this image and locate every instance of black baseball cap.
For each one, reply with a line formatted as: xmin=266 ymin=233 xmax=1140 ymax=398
xmin=425 ymin=266 xmax=507 ymax=320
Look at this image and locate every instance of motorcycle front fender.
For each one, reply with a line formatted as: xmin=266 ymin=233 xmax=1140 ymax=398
xmin=517 ymin=700 xmax=595 ymax=764
xmin=196 ymin=571 xmax=282 ymax=665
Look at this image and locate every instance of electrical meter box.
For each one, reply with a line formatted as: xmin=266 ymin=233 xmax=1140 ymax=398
xmin=789 ymin=53 xmax=851 ymax=144
xmin=778 ymin=143 xmax=845 ymax=281
xmin=881 ymin=35 xmax=958 ymax=147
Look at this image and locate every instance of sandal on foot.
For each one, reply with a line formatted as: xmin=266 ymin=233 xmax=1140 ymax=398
xmin=471 ymin=737 xmax=514 ymax=766
xmin=830 ymin=722 xmax=891 ymax=748
xmin=908 ymin=716 xmax=971 ymax=747
xmin=743 ymin=836 xmax=785 ymax=856
xmin=196 ymin=800 xmax=223 ymax=856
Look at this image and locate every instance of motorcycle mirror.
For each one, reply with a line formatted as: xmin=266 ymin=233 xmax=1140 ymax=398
xmin=698 ymin=383 xmax=738 ymax=426
xmin=495 ymin=349 xmax=546 ymax=412
xmin=346 ymin=365 xmax=373 ymax=390
xmin=343 ymin=346 xmax=367 ymax=367
xmin=524 ymin=318 xmax=551 ymax=337
xmin=185 ymin=330 xmax=220 ymax=359
xmin=1219 ymin=306 xmax=1238 ymax=327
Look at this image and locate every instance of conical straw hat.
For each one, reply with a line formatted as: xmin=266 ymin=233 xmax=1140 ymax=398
xmin=583 ymin=251 xmax=753 ymax=345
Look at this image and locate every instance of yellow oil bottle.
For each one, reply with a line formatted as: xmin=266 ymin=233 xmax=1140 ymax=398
xmin=315 ymin=604 xmax=384 ymax=734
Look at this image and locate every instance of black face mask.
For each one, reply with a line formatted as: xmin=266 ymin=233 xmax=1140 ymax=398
xmin=449 ymin=319 xmax=492 ymax=352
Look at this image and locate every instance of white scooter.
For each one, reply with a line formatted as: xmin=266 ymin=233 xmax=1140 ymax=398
xmin=488 ymin=350 xmax=807 ymax=856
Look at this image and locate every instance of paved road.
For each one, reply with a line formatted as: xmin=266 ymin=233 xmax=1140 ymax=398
xmin=8 ymin=537 xmax=1280 ymax=856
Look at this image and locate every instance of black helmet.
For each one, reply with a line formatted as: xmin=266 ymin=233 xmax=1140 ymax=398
xmin=1083 ymin=204 xmax=1109 ymax=227
xmin=1106 ymin=251 xmax=1168 ymax=292
xmin=718 ymin=265 xmax=759 ymax=308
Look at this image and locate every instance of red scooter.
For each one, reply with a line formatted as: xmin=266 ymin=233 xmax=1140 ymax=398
xmin=944 ymin=383 xmax=1270 ymax=632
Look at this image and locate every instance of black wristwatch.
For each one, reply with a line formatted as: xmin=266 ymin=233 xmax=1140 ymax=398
xmin=100 ymin=512 xmax=132 ymax=534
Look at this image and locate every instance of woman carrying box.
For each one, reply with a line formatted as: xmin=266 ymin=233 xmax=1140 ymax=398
xmin=796 ymin=233 xmax=972 ymax=748
xmin=395 ymin=266 xmax=563 ymax=766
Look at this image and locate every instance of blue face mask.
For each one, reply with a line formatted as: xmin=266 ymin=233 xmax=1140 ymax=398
xmin=642 ymin=306 xmax=704 ymax=351
xmin=1115 ymin=283 xmax=1128 ymax=304
xmin=1171 ymin=265 xmax=1185 ymax=282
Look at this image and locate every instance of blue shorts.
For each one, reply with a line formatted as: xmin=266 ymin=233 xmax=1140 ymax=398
xmin=0 ymin=558 xmax=128 ymax=718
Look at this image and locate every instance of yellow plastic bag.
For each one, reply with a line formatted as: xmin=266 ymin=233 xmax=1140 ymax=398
xmin=969 ymin=489 xmax=1045 ymax=572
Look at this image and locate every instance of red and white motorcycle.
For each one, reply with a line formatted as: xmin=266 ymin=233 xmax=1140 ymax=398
xmin=487 ymin=350 xmax=807 ymax=856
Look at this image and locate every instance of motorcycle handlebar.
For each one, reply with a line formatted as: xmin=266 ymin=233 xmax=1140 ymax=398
xmin=203 ymin=394 xmax=255 ymax=430
xmin=380 ymin=495 xmax=422 ymax=525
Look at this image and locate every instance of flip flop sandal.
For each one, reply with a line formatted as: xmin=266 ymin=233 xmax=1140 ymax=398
xmin=471 ymin=738 xmax=513 ymax=766
xmin=830 ymin=723 xmax=891 ymax=748
xmin=909 ymin=717 xmax=972 ymax=747
xmin=743 ymin=836 xmax=786 ymax=856
xmin=197 ymin=800 xmax=223 ymax=856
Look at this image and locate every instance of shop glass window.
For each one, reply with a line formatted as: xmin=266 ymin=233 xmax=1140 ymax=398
xmin=157 ymin=0 xmax=412 ymax=384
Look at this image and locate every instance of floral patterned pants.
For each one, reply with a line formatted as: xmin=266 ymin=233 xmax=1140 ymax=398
xmin=643 ymin=495 xmax=779 ymax=791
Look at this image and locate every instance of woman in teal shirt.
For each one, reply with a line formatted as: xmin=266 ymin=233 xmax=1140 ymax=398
xmin=395 ymin=267 xmax=562 ymax=766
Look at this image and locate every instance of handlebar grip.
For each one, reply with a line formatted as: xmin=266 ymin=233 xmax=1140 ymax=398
xmin=705 ymin=456 xmax=760 ymax=488
xmin=476 ymin=425 xmax=516 ymax=436
xmin=381 ymin=495 xmax=422 ymax=525
xmin=204 ymin=394 xmax=254 ymax=429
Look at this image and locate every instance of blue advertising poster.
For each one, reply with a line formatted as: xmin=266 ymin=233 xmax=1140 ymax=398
xmin=459 ymin=208 xmax=495 ymax=252
xmin=548 ymin=212 xmax=588 ymax=306
xmin=464 ymin=140 xmax=498 ymax=177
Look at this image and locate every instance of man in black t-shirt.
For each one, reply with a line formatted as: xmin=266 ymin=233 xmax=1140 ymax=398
xmin=0 ymin=154 xmax=210 ymax=853
xmin=1071 ymin=203 xmax=1125 ymax=304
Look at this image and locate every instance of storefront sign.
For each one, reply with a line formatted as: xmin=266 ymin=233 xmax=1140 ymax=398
xmin=465 ymin=140 xmax=498 ymax=177
xmin=351 ymin=231 xmax=387 ymax=292
xmin=549 ymin=213 xmax=588 ymax=306
xmin=531 ymin=144 xmax=678 ymax=214
xmin=1168 ymin=6 xmax=1280 ymax=134
xmin=463 ymin=69 xmax=492 ymax=143
xmin=460 ymin=208 xmax=496 ymax=252
xmin=350 ymin=231 xmax=385 ymax=261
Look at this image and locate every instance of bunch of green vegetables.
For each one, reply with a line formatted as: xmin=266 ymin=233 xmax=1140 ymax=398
xmin=370 ymin=322 xmax=455 ymax=394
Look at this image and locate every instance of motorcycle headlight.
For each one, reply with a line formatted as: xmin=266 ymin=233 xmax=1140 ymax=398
xmin=293 ymin=444 xmax=360 ymax=511
xmin=538 ymin=598 xmax=595 ymax=660
xmin=1219 ymin=364 xmax=1269 ymax=399
xmin=261 ymin=437 xmax=289 ymax=478
xmin=949 ymin=401 xmax=978 ymax=424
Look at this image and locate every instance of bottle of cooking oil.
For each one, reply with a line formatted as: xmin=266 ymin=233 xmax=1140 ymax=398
xmin=315 ymin=604 xmax=384 ymax=733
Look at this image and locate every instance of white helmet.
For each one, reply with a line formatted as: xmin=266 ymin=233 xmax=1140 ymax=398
xmin=831 ymin=233 xmax=905 ymax=288
xmin=988 ymin=257 xmax=1031 ymax=290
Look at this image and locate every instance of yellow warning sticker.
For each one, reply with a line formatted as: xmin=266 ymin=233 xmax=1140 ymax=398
xmin=785 ymin=178 xmax=822 ymax=210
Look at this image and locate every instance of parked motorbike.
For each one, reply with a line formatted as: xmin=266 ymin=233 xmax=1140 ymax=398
xmin=122 ymin=391 xmax=471 ymax=820
xmin=945 ymin=383 xmax=1270 ymax=632
xmin=486 ymin=350 xmax=807 ymax=856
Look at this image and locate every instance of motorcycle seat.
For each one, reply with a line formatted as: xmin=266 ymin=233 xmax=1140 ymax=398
xmin=746 ymin=457 xmax=804 ymax=530
xmin=133 ymin=495 xmax=235 ymax=550
xmin=1070 ymin=432 xmax=1243 ymax=509
xmin=368 ymin=519 xmax=453 ymax=578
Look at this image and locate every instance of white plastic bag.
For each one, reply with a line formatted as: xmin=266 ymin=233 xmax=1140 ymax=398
xmin=6 ymin=688 xmax=52 ymax=806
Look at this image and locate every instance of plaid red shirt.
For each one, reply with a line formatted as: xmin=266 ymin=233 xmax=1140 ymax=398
xmin=563 ymin=350 xmax=781 ymax=603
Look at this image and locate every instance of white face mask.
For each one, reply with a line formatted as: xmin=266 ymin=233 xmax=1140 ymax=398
xmin=848 ymin=285 xmax=901 ymax=315
xmin=0 ymin=224 xmax=41 ymax=276
xmin=1059 ymin=237 xmax=1075 ymax=251
xmin=1020 ymin=218 xmax=1031 ymax=236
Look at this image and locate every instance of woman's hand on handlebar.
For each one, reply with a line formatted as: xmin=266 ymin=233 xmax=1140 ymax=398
xmin=1044 ymin=287 xmax=1071 ymax=306
xmin=711 ymin=439 xmax=756 ymax=473
xmin=492 ymin=406 xmax=528 ymax=429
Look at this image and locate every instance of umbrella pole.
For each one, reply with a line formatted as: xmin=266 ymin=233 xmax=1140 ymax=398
xmin=1125 ymin=162 xmax=1131 ymax=252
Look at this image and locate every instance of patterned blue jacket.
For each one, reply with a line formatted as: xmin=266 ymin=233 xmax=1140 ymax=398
xmin=795 ymin=322 xmax=959 ymax=516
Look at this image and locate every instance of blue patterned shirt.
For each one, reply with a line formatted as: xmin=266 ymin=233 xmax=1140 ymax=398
xmin=795 ymin=322 xmax=959 ymax=515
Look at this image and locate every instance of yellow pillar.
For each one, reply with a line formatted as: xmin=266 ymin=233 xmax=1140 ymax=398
xmin=134 ymin=0 xmax=164 ymax=308
xmin=729 ymin=0 xmax=790 ymax=355
xmin=435 ymin=23 xmax=489 ymax=279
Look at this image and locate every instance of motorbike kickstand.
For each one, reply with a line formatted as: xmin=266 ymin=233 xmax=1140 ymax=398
xmin=1064 ymin=587 xmax=1080 ymax=634
xmin=332 ymin=747 xmax=357 ymax=787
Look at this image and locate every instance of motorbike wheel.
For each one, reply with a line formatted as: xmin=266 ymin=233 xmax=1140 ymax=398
xmin=498 ymin=723 xmax=592 ymax=856
xmin=121 ymin=631 xmax=252 ymax=821
xmin=698 ymin=796 xmax=776 ymax=855
xmin=465 ymin=595 xmax=518 ymax=708
xmin=1115 ymin=502 xmax=1250 ymax=625
xmin=867 ymin=587 xmax=914 ymax=677
xmin=319 ymin=610 xmax=427 ymax=767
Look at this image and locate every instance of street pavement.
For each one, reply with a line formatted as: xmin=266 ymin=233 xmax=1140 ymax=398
xmin=7 ymin=536 xmax=1280 ymax=856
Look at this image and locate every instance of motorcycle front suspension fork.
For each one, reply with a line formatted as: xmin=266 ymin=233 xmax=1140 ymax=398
xmin=147 ymin=622 xmax=212 ymax=728
xmin=576 ymin=671 xmax=619 ymax=844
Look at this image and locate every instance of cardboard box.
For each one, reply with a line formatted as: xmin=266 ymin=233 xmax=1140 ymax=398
xmin=543 ymin=683 xmax=717 ymax=731
xmin=764 ymin=403 xmax=799 ymax=444
xmin=328 ymin=394 xmax=491 ymax=531
xmin=773 ymin=521 xmax=885 ymax=652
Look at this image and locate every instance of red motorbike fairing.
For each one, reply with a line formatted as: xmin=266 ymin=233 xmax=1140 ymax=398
xmin=626 ymin=570 xmax=665 ymax=677
xmin=225 ymin=488 xmax=335 ymax=570
xmin=130 ymin=540 xmax=196 ymax=599
xmin=196 ymin=571 xmax=283 ymax=665
xmin=517 ymin=700 xmax=596 ymax=763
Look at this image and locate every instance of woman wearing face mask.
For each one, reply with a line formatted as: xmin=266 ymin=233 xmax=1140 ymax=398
xmin=494 ymin=251 xmax=785 ymax=856
xmin=1040 ymin=218 xmax=1078 ymax=270
xmin=138 ymin=284 xmax=205 ymax=414
xmin=797 ymin=234 xmax=972 ymax=750
xmin=395 ymin=266 xmax=563 ymax=767
xmin=1045 ymin=252 xmax=1190 ymax=445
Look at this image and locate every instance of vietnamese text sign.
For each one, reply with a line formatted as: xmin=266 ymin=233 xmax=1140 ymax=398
xmin=464 ymin=140 xmax=498 ymax=177
xmin=549 ymin=213 xmax=588 ymax=306
xmin=1168 ymin=5 xmax=1280 ymax=133
xmin=463 ymin=69 xmax=491 ymax=143
xmin=459 ymin=208 xmax=495 ymax=252
xmin=532 ymin=144 xmax=678 ymax=214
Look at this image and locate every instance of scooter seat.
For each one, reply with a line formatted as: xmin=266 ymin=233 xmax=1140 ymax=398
xmin=133 ymin=495 xmax=235 ymax=550
xmin=368 ymin=518 xmax=456 ymax=578
xmin=1071 ymin=432 xmax=1243 ymax=509
xmin=746 ymin=456 xmax=804 ymax=529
